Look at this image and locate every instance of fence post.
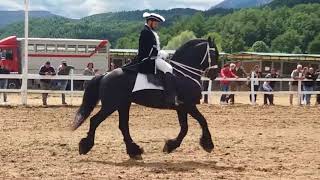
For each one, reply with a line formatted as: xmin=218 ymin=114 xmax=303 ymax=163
xmin=207 ymin=79 xmax=212 ymax=104
xmin=250 ymin=72 xmax=255 ymax=105
xmin=70 ymin=69 xmax=74 ymax=105
xmin=297 ymin=73 xmax=302 ymax=105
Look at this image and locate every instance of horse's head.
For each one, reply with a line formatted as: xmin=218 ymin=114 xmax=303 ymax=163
xmin=171 ymin=37 xmax=219 ymax=80
xmin=205 ymin=36 xmax=220 ymax=80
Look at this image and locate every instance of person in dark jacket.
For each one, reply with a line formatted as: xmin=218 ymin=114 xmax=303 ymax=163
xmin=303 ymin=67 xmax=317 ymax=105
xmin=315 ymin=69 xmax=320 ymax=105
xmin=39 ymin=61 xmax=56 ymax=106
xmin=0 ymin=62 xmax=10 ymax=102
xmin=57 ymin=60 xmax=74 ymax=105
xmin=135 ymin=12 xmax=178 ymax=106
xmin=264 ymin=68 xmax=280 ymax=105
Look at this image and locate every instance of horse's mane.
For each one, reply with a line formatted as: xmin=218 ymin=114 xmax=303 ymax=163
xmin=172 ymin=39 xmax=208 ymax=61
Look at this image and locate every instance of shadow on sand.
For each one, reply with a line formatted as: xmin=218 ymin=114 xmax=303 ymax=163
xmin=80 ymin=159 xmax=245 ymax=173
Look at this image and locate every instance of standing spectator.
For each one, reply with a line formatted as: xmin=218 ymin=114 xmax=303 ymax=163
xmin=249 ymin=65 xmax=262 ymax=103
xmin=109 ymin=62 xmax=115 ymax=72
xmin=229 ymin=61 xmax=247 ymax=104
xmin=57 ymin=60 xmax=74 ymax=105
xmin=229 ymin=63 xmax=237 ymax=104
xmin=265 ymin=68 xmax=280 ymax=104
xmin=303 ymin=67 xmax=317 ymax=105
xmin=315 ymin=69 xmax=320 ymax=105
xmin=262 ymin=74 xmax=273 ymax=105
xmin=289 ymin=64 xmax=303 ymax=105
xmin=83 ymin=62 xmax=96 ymax=89
xmin=39 ymin=61 xmax=56 ymax=106
xmin=0 ymin=62 xmax=10 ymax=102
xmin=220 ymin=63 xmax=238 ymax=105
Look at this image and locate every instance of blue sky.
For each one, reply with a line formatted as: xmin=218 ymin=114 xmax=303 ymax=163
xmin=0 ymin=0 xmax=224 ymax=19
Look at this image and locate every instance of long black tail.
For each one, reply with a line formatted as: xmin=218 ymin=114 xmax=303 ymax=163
xmin=72 ymin=75 xmax=104 ymax=130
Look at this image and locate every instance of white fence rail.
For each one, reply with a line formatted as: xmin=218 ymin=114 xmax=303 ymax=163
xmin=0 ymin=71 xmax=320 ymax=105
xmin=201 ymin=72 xmax=320 ymax=105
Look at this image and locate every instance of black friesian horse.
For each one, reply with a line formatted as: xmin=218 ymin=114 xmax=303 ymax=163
xmin=72 ymin=37 xmax=219 ymax=159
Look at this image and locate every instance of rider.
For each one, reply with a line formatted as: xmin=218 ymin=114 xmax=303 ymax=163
xmin=136 ymin=12 xmax=179 ymax=106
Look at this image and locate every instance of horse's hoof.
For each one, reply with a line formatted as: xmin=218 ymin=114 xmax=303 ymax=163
xmin=126 ymin=143 xmax=144 ymax=158
xmin=163 ymin=139 xmax=179 ymax=154
xmin=129 ymin=155 xmax=143 ymax=161
xmin=200 ymin=136 xmax=214 ymax=153
xmin=79 ymin=138 xmax=94 ymax=155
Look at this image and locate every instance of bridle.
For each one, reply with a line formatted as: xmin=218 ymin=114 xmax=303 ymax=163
xmin=171 ymin=43 xmax=218 ymax=77
xmin=170 ymin=42 xmax=218 ymax=87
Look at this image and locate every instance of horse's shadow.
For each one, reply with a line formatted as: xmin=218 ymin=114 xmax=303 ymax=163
xmin=80 ymin=159 xmax=245 ymax=173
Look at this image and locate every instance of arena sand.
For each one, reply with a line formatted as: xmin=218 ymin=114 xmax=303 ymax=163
xmin=0 ymin=103 xmax=319 ymax=179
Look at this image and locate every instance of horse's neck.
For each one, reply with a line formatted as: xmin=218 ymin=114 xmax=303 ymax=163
xmin=172 ymin=61 xmax=202 ymax=86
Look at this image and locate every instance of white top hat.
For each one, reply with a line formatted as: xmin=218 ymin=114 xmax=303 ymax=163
xmin=143 ymin=12 xmax=165 ymax=22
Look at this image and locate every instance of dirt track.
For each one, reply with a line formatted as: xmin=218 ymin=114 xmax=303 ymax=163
xmin=0 ymin=104 xmax=319 ymax=179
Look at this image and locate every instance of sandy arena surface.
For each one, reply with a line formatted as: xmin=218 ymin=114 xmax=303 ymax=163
xmin=0 ymin=99 xmax=319 ymax=179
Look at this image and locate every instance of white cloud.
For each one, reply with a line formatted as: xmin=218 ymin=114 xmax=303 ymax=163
xmin=0 ymin=0 xmax=224 ymax=18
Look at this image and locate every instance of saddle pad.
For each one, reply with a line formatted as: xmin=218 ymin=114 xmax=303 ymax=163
xmin=132 ymin=73 xmax=164 ymax=92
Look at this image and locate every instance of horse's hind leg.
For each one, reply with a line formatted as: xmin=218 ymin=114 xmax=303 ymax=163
xmin=118 ymin=103 xmax=144 ymax=160
xmin=163 ymin=109 xmax=188 ymax=154
xmin=79 ymin=108 xmax=115 ymax=155
xmin=187 ymin=105 xmax=214 ymax=153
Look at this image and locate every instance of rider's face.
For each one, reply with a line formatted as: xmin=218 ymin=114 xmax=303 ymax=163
xmin=149 ymin=20 xmax=159 ymax=30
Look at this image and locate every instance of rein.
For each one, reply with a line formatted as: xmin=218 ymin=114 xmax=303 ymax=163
xmin=168 ymin=43 xmax=217 ymax=88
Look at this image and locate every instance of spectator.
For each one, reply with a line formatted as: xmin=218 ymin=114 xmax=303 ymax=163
xmin=39 ymin=61 xmax=56 ymax=106
xmin=303 ymin=67 xmax=317 ymax=105
xmin=249 ymin=65 xmax=262 ymax=103
xmin=83 ymin=62 xmax=96 ymax=89
xmin=229 ymin=63 xmax=237 ymax=104
xmin=262 ymin=74 xmax=273 ymax=105
xmin=220 ymin=63 xmax=238 ymax=105
xmin=0 ymin=62 xmax=10 ymax=102
xmin=57 ymin=60 xmax=74 ymax=105
xmin=315 ymin=69 xmax=320 ymax=105
xmin=289 ymin=64 xmax=303 ymax=105
xmin=229 ymin=61 xmax=247 ymax=104
xmin=109 ymin=62 xmax=115 ymax=72
xmin=265 ymin=68 xmax=280 ymax=104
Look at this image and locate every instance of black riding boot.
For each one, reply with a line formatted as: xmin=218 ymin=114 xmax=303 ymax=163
xmin=164 ymin=72 xmax=179 ymax=106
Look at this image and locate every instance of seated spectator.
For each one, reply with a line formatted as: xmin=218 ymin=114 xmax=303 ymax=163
xmin=0 ymin=62 xmax=10 ymax=102
xmin=303 ymin=67 xmax=317 ymax=105
xmin=263 ymin=74 xmax=273 ymax=105
xmin=39 ymin=61 xmax=56 ymax=106
xmin=83 ymin=62 xmax=96 ymax=89
xmin=57 ymin=60 xmax=74 ymax=105
xmin=220 ymin=63 xmax=238 ymax=105
xmin=289 ymin=64 xmax=303 ymax=105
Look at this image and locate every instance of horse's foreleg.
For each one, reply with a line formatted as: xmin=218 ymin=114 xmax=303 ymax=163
xmin=118 ymin=103 xmax=144 ymax=160
xmin=163 ymin=109 xmax=188 ymax=153
xmin=187 ymin=105 xmax=214 ymax=153
xmin=79 ymin=108 xmax=114 ymax=155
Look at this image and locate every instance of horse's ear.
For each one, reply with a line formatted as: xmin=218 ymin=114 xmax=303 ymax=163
xmin=208 ymin=36 xmax=214 ymax=48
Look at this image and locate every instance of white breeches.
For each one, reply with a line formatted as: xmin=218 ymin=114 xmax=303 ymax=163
xmin=155 ymin=58 xmax=173 ymax=74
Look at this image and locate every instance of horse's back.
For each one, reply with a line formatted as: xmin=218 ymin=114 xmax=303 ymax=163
xmin=99 ymin=68 xmax=137 ymax=102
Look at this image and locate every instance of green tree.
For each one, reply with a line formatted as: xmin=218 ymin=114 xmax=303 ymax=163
xmin=251 ymin=41 xmax=270 ymax=52
xmin=164 ymin=30 xmax=197 ymax=50
xmin=271 ymin=30 xmax=302 ymax=53
xmin=202 ymin=32 xmax=223 ymax=52
xmin=308 ymin=35 xmax=320 ymax=53
xmin=292 ymin=46 xmax=302 ymax=54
